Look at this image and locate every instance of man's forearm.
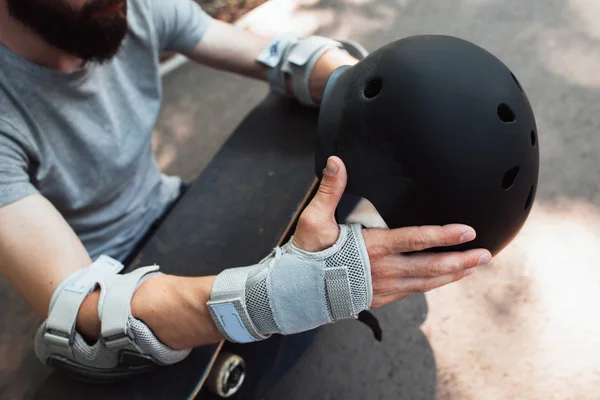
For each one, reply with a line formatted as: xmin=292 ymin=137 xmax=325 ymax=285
xmin=76 ymin=274 xmax=222 ymax=350
xmin=185 ymin=19 xmax=272 ymax=81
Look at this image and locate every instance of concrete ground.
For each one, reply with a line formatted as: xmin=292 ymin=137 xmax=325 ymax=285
xmin=156 ymin=0 xmax=600 ymax=398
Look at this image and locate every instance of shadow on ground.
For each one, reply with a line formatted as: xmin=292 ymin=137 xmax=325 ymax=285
xmin=267 ymin=294 xmax=436 ymax=400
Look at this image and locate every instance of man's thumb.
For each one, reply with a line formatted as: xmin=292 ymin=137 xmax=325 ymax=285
xmin=312 ymin=156 xmax=347 ymax=217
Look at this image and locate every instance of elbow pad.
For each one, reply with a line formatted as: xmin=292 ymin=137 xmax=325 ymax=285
xmin=34 ymin=256 xmax=190 ymax=383
xmin=257 ymin=34 xmax=368 ymax=107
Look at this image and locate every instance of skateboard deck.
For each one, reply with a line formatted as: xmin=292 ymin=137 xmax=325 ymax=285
xmin=11 ymin=95 xmax=321 ymax=400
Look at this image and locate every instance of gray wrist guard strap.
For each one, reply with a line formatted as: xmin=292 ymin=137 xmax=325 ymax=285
xmin=256 ymin=33 xmax=345 ymax=107
xmin=207 ymin=223 xmax=372 ymax=343
xmin=35 ymin=256 xmax=191 ymax=382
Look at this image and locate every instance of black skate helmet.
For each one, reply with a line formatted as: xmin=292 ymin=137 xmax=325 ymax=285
xmin=316 ymin=35 xmax=539 ymax=256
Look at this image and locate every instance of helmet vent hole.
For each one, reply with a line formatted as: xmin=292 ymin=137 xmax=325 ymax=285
xmin=531 ymin=129 xmax=536 ymax=147
xmin=364 ymin=78 xmax=382 ymax=99
xmin=511 ymin=73 xmax=524 ymax=92
xmin=525 ymin=185 xmax=534 ymax=210
xmin=497 ymin=103 xmax=516 ymax=123
xmin=502 ymin=166 xmax=520 ymax=190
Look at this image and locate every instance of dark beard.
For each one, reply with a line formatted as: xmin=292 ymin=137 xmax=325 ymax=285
xmin=7 ymin=0 xmax=128 ymax=63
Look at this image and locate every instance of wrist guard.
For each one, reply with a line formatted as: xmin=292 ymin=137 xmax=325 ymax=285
xmin=207 ymin=224 xmax=372 ymax=343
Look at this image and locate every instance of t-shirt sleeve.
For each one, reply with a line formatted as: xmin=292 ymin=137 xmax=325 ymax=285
xmin=0 ymin=123 xmax=38 ymax=208
xmin=148 ymin=0 xmax=213 ymax=53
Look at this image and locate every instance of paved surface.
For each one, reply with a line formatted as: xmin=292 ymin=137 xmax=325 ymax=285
xmin=156 ymin=0 xmax=600 ymax=399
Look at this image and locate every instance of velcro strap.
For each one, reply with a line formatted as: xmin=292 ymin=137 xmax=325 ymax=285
xmin=207 ymin=267 xmax=268 ymax=343
xmin=325 ymin=267 xmax=356 ymax=320
xmin=285 ymin=37 xmax=341 ymax=107
xmin=256 ymin=32 xmax=299 ymax=68
xmin=44 ymin=256 xmax=123 ymax=353
xmin=100 ymin=265 xmax=160 ymax=350
xmin=284 ymin=36 xmax=340 ymax=67
xmin=257 ymin=33 xmax=299 ymax=95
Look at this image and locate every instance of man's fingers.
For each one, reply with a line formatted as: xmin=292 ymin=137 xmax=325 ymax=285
xmin=373 ymin=267 xmax=476 ymax=299
xmin=402 ymin=267 xmax=475 ymax=293
xmin=366 ymin=224 xmax=477 ymax=255
xmin=292 ymin=156 xmax=347 ymax=252
xmin=374 ymin=249 xmax=491 ymax=278
xmin=307 ymin=156 xmax=348 ymax=219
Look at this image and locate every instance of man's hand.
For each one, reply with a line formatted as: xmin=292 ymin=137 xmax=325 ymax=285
xmin=293 ymin=156 xmax=492 ymax=308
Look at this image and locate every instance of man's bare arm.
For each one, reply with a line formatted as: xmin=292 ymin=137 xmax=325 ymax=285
xmin=0 ymin=194 xmax=91 ymax=317
xmin=0 ymin=194 xmax=222 ymax=350
xmin=183 ymin=19 xmax=358 ymax=102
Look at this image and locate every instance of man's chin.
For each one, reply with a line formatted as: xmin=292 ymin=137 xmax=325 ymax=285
xmin=78 ymin=45 xmax=125 ymax=64
xmin=62 ymin=27 xmax=128 ymax=64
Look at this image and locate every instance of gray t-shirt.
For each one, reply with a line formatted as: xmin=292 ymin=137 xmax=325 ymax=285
xmin=0 ymin=0 xmax=212 ymax=261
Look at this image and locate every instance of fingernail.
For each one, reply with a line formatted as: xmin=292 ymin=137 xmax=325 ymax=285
xmin=460 ymin=230 xmax=475 ymax=243
xmin=465 ymin=267 xmax=477 ymax=276
xmin=478 ymin=253 xmax=491 ymax=265
xmin=325 ymin=158 xmax=339 ymax=176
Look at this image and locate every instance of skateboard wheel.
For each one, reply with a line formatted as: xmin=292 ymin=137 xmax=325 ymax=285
xmin=206 ymin=352 xmax=245 ymax=398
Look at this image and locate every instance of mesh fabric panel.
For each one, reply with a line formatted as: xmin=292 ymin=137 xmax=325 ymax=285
xmin=245 ymin=277 xmax=279 ymax=334
xmin=72 ymin=334 xmax=117 ymax=368
xmin=34 ymin=318 xmax=189 ymax=369
xmin=325 ymin=227 xmax=368 ymax=314
xmin=35 ymin=325 xmax=118 ymax=369
xmin=129 ymin=316 xmax=190 ymax=365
